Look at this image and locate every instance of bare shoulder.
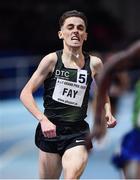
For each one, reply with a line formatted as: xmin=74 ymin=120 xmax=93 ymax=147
xmin=90 ymin=55 xmax=103 ymax=66
xmin=89 ymin=55 xmax=103 ymax=75
xmin=40 ymin=52 xmax=57 ymax=66
xmin=37 ymin=52 xmax=57 ymax=73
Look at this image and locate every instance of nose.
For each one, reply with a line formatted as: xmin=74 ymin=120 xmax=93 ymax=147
xmin=72 ymin=26 xmax=79 ymax=33
xmin=72 ymin=30 xmax=79 ymax=35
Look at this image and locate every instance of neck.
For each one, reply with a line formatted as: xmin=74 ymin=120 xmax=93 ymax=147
xmin=63 ymin=46 xmax=83 ymax=61
xmin=62 ymin=46 xmax=84 ymax=69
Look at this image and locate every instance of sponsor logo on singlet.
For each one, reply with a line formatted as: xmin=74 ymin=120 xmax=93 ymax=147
xmin=55 ymin=70 xmax=70 ymax=78
xmin=52 ymin=69 xmax=87 ymax=107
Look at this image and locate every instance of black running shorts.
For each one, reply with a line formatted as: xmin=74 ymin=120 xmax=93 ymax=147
xmin=35 ymin=120 xmax=92 ymax=156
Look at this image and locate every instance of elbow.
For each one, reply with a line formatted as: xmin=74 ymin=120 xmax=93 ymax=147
xmin=20 ymin=89 xmax=25 ymax=103
xmin=20 ymin=86 xmax=29 ymax=103
xmin=20 ymin=86 xmax=32 ymax=103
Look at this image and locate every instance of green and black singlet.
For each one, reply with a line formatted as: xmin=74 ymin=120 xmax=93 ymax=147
xmin=43 ymin=50 xmax=93 ymax=122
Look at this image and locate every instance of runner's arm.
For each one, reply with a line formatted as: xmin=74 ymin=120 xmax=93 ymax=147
xmin=90 ymin=56 xmax=116 ymax=128
xmin=20 ymin=53 xmax=57 ymax=121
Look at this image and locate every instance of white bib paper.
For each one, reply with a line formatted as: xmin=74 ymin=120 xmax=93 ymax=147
xmin=52 ymin=78 xmax=87 ymax=107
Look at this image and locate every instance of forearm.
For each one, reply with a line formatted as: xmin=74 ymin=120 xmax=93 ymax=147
xmin=104 ymin=95 xmax=111 ymax=114
xmin=20 ymin=89 xmax=46 ymax=121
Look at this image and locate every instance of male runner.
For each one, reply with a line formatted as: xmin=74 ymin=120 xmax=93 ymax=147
xmin=20 ymin=10 xmax=116 ymax=179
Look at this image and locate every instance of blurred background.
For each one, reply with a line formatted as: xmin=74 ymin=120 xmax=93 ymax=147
xmin=0 ymin=0 xmax=140 ymax=179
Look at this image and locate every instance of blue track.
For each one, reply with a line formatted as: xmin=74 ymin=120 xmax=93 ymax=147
xmin=0 ymin=92 xmax=134 ymax=179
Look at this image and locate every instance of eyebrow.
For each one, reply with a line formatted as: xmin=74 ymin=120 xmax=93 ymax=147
xmin=67 ymin=24 xmax=85 ymax=28
xmin=67 ymin=24 xmax=74 ymax=27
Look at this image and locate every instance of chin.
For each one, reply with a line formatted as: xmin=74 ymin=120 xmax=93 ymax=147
xmin=70 ymin=43 xmax=81 ymax=48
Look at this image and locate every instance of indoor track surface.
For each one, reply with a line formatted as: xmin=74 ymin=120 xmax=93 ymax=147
xmin=0 ymin=91 xmax=134 ymax=179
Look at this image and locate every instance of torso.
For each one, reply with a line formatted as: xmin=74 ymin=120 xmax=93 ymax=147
xmin=43 ymin=50 xmax=93 ymax=122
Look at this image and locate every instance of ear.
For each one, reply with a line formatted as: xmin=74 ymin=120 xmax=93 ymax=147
xmin=58 ymin=31 xmax=64 ymax=39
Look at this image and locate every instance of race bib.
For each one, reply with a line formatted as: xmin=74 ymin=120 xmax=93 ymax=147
xmin=52 ymin=70 xmax=87 ymax=107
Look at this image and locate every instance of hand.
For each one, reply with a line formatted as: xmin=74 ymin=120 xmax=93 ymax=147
xmin=40 ymin=117 xmax=56 ymax=138
xmin=105 ymin=112 xmax=117 ymax=128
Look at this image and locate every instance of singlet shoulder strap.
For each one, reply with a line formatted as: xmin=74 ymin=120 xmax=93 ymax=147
xmin=83 ymin=52 xmax=92 ymax=75
xmin=55 ymin=50 xmax=63 ymax=69
xmin=56 ymin=49 xmax=63 ymax=58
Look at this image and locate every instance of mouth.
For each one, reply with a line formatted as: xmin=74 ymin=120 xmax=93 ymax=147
xmin=71 ymin=36 xmax=80 ymax=41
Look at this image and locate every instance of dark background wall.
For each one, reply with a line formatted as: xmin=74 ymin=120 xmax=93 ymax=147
xmin=0 ymin=0 xmax=140 ymax=99
xmin=0 ymin=0 xmax=140 ymax=55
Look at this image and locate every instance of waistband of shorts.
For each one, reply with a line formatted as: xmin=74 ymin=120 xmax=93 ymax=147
xmin=46 ymin=118 xmax=87 ymax=126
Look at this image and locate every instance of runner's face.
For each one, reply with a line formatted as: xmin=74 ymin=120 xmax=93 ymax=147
xmin=59 ymin=17 xmax=87 ymax=48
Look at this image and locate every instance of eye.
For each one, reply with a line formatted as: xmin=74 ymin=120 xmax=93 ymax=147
xmin=67 ymin=24 xmax=74 ymax=30
xmin=78 ymin=25 xmax=85 ymax=31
